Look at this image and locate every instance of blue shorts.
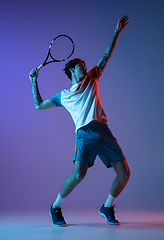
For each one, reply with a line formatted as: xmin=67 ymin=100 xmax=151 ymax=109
xmin=73 ymin=121 xmax=126 ymax=168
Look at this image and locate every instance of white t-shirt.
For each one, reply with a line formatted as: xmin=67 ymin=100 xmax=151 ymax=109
xmin=49 ymin=66 xmax=108 ymax=132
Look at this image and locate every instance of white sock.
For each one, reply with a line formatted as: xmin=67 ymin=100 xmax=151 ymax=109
xmin=52 ymin=193 xmax=64 ymax=208
xmin=104 ymin=194 xmax=116 ymax=208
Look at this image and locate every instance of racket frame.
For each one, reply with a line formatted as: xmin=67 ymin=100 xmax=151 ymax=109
xmin=37 ymin=34 xmax=75 ymax=71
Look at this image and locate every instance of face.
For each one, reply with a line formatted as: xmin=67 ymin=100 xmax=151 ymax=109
xmin=73 ymin=62 xmax=87 ymax=82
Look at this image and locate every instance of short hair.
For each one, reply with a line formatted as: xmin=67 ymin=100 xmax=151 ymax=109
xmin=64 ymin=58 xmax=86 ymax=80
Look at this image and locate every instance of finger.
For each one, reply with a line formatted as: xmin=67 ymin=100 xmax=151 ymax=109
xmin=30 ymin=69 xmax=37 ymax=77
xmin=122 ymin=15 xmax=128 ymax=22
xmin=125 ymin=21 xmax=129 ymax=26
xmin=30 ymin=73 xmax=35 ymax=77
xmin=30 ymin=69 xmax=35 ymax=74
xmin=123 ymin=19 xmax=129 ymax=26
xmin=124 ymin=16 xmax=129 ymax=23
xmin=123 ymin=15 xmax=128 ymax=19
xmin=32 ymin=69 xmax=38 ymax=74
xmin=120 ymin=23 xmax=129 ymax=32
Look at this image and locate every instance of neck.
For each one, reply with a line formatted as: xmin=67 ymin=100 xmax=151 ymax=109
xmin=71 ymin=73 xmax=80 ymax=86
xmin=72 ymin=78 xmax=78 ymax=86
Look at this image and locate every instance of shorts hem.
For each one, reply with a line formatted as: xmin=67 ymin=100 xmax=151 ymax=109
xmin=106 ymin=158 xmax=126 ymax=168
xmin=73 ymin=160 xmax=94 ymax=168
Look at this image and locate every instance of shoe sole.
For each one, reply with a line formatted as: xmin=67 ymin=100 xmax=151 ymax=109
xmin=98 ymin=211 xmax=120 ymax=225
xmin=49 ymin=210 xmax=66 ymax=227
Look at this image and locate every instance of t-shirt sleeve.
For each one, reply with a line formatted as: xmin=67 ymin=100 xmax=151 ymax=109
xmin=49 ymin=91 xmax=63 ymax=107
xmin=87 ymin=65 xmax=101 ymax=81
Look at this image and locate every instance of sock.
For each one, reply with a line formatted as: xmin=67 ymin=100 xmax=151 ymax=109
xmin=104 ymin=194 xmax=116 ymax=208
xmin=52 ymin=193 xmax=64 ymax=208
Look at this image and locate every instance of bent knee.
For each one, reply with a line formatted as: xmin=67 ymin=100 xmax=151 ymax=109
xmin=126 ymin=169 xmax=131 ymax=180
xmin=122 ymin=168 xmax=131 ymax=182
xmin=73 ymin=161 xmax=88 ymax=182
xmin=73 ymin=171 xmax=87 ymax=183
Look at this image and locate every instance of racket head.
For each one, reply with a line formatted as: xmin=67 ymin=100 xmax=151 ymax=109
xmin=49 ymin=34 xmax=75 ymax=62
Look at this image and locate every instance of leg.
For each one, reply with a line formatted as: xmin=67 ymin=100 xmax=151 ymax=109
xmin=99 ymin=159 xmax=130 ymax=225
xmin=50 ymin=161 xmax=88 ymax=227
xmin=110 ymin=159 xmax=131 ymax=198
xmin=60 ymin=161 xmax=88 ymax=198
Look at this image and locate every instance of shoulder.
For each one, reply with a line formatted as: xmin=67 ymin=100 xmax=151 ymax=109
xmin=87 ymin=65 xmax=102 ymax=80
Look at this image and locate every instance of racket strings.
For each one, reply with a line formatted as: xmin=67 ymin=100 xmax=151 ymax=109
xmin=50 ymin=36 xmax=74 ymax=61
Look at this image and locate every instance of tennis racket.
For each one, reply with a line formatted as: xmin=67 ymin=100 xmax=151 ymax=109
xmin=32 ymin=34 xmax=75 ymax=74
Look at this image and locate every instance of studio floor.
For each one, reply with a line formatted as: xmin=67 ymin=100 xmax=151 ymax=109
xmin=0 ymin=209 xmax=164 ymax=240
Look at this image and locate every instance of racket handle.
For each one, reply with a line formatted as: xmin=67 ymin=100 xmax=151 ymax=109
xmin=37 ymin=64 xmax=44 ymax=72
xmin=30 ymin=63 xmax=44 ymax=77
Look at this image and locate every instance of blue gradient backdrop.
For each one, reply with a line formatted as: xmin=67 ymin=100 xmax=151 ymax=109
xmin=1 ymin=0 xmax=164 ymax=212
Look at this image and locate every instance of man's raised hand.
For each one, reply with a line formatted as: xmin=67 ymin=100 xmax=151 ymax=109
xmin=116 ymin=15 xmax=129 ymax=34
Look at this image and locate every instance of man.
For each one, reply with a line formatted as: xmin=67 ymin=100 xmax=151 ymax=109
xmin=29 ymin=15 xmax=130 ymax=227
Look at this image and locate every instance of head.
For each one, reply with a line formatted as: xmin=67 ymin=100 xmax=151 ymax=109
xmin=64 ymin=58 xmax=87 ymax=83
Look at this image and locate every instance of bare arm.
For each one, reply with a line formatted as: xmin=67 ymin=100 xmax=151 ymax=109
xmin=97 ymin=15 xmax=129 ymax=73
xmin=29 ymin=69 xmax=56 ymax=110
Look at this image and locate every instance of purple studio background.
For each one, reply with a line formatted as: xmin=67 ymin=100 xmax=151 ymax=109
xmin=0 ymin=0 xmax=164 ymax=213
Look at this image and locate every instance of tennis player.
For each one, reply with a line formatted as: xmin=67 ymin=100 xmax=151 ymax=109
xmin=29 ymin=15 xmax=130 ymax=226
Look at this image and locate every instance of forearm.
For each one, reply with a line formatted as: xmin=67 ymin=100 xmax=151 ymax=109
xmin=97 ymin=30 xmax=119 ymax=72
xmin=31 ymin=80 xmax=43 ymax=109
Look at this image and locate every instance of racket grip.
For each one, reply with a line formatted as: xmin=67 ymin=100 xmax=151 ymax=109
xmin=37 ymin=64 xmax=44 ymax=72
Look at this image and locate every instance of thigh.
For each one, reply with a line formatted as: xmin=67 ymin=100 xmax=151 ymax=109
xmin=98 ymin=124 xmax=126 ymax=168
xmin=73 ymin=126 xmax=100 ymax=168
